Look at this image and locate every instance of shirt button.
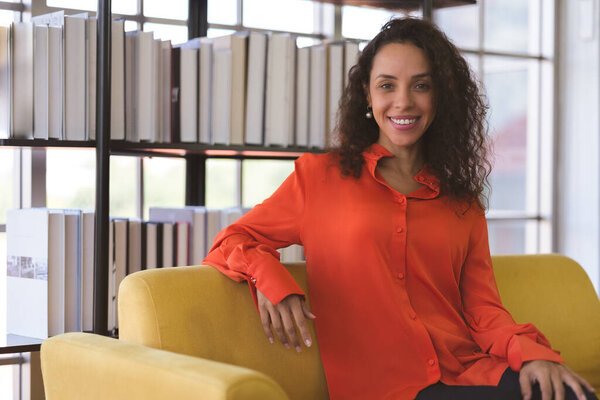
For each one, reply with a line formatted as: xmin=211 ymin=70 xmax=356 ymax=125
xmin=397 ymin=272 xmax=405 ymax=280
xmin=396 ymin=227 xmax=403 ymax=233
xmin=428 ymin=359 xmax=436 ymax=366
xmin=409 ymin=311 xmax=416 ymax=320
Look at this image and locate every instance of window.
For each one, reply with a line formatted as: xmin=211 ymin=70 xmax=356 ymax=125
xmin=143 ymin=157 xmax=186 ymax=220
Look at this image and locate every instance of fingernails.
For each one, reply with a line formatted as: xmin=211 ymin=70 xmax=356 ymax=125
xmin=284 ymin=343 xmax=290 ymax=349
xmin=305 ymin=339 xmax=312 ymax=347
xmin=295 ymin=345 xmax=302 ymax=352
xmin=268 ymin=337 xmax=274 ymax=344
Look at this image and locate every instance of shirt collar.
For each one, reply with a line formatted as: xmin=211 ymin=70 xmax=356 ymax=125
xmin=362 ymin=143 xmax=440 ymax=197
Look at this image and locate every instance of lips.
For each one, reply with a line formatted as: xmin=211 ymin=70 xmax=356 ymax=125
xmin=388 ymin=116 xmax=419 ymax=130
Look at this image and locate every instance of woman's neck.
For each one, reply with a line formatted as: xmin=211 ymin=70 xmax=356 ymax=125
xmin=376 ymin=141 xmax=425 ymax=178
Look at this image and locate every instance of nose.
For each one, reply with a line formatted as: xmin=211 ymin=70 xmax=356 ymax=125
xmin=393 ymin=87 xmax=415 ymax=110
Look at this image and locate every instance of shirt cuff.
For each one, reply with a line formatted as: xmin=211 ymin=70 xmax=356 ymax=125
xmin=507 ymin=334 xmax=565 ymax=371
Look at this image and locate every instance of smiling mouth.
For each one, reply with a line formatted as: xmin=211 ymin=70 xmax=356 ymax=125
xmin=389 ymin=117 xmax=418 ymax=125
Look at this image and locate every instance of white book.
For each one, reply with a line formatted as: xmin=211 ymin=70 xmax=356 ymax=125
xmin=64 ymin=14 xmax=87 ymax=140
xmin=136 ymin=31 xmax=155 ymax=142
xmin=64 ymin=210 xmax=81 ymax=333
xmin=108 ymin=220 xmax=115 ymax=331
xmin=198 ymin=38 xmax=212 ymax=144
xmin=245 ymin=31 xmax=268 ymax=145
xmin=179 ymin=39 xmax=200 ymax=142
xmin=160 ymin=40 xmax=171 ymax=143
xmin=213 ymin=32 xmax=248 ymax=145
xmin=48 ymin=26 xmax=63 ymax=140
xmin=153 ymin=39 xmax=161 ymax=144
xmin=220 ymin=207 xmax=243 ymax=228
xmin=11 ymin=22 xmax=34 ymax=139
xmin=6 ymin=208 xmax=65 ymax=339
xmin=206 ymin=209 xmax=222 ymax=253
xmin=175 ymin=221 xmax=189 ymax=266
xmin=33 ymin=25 xmax=49 ymax=139
xmin=111 ymin=19 xmax=125 ymax=140
xmin=344 ymin=41 xmax=360 ymax=88
xmin=190 ymin=207 xmax=207 ymax=264
xmin=125 ymin=32 xmax=136 ymax=141
xmin=80 ymin=211 xmax=94 ymax=332
xmin=265 ymin=33 xmax=296 ymax=147
xmin=0 ymin=26 xmax=9 ymax=139
xmin=149 ymin=207 xmax=196 ymax=264
xmin=295 ymin=46 xmax=310 ymax=147
xmin=144 ymin=222 xmax=158 ymax=270
xmin=328 ymin=42 xmax=344 ymax=148
xmin=162 ymin=222 xmax=174 ymax=268
xmin=309 ymin=44 xmax=327 ymax=149
xmin=112 ymin=219 xmax=128 ymax=329
xmin=128 ymin=218 xmax=142 ymax=275
xmin=211 ymin=49 xmax=231 ymax=145
xmin=87 ymin=17 xmax=97 ymax=140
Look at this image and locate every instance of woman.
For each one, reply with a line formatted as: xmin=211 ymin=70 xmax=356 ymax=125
xmin=203 ymin=18 xmax=596 ymax=400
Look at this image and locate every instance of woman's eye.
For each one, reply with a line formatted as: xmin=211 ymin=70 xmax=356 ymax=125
xmin=415 ymin=83 xmax=430 ymax=90
xmin=379 ymin=83 xmax=393 ymax=89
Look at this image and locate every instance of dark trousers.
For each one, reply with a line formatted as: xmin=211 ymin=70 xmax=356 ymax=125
xmin=415 ymin=368 xmax=598 ymax=400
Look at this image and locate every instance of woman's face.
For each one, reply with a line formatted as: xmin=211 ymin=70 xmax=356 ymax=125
xmin=366 ymin=42 xmax=436 ymax=152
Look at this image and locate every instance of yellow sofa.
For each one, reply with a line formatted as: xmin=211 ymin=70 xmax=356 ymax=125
xmin=41 ymin=254 xmax=600 ymax=399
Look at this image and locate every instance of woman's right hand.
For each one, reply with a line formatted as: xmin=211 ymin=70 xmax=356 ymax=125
xmin=257 ymin=289 xmax=316 ymax=352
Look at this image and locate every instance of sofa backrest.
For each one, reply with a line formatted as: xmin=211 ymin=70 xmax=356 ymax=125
xmin=119 ymin=263 xmax=329 ymax=400
xmin=492 ymin=254 xmax=600 ymax=392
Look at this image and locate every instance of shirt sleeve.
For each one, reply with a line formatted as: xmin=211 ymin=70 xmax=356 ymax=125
xmin=202 ymin=156 xmax=310 ymax=308
xmin=460 ymin=211 xmax=564 ymax=371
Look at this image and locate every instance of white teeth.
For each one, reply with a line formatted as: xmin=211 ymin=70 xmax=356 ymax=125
xmin=390 ymin=117 xmax=417 ymax=125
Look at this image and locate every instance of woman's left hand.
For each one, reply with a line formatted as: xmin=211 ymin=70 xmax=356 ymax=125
xmin=520 ymin=360 xmax=595 ymax=400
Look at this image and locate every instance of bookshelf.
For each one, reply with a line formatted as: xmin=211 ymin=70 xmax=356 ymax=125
xmin=1 ymin=0 xmax=475 ymax=352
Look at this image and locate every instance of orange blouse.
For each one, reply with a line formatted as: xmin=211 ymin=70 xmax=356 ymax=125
xmin=203 ymin=143 xmax=564 ymax=400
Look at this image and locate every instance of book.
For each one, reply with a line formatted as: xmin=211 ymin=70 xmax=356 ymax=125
xmin=245 ymin=31 xmax=268 ymax=146
xmin=178 ymin=38 xmax=200 ymax=143
xmin=144 ymin=222 xmax=159 ymax=270
xmin=33 ymin=24 xmax=49 ymax=140
xmin=309 ymin=43 xmax=327 ymax=149
xmin=159 ymin=40 xmax=172 ymax=143
xmin=47 ymin=26 xmax=63 ymax=140
xmin=64 ymin=210 xmax=81 ymax=333
xmin=11 ymin=22 xmax=34 ymax=139
xmin=344 ymin=41 xmax=360 ymax=88
xmin=107 ymin=219 xmax=115 ymax=331
xmin=87 ymin=17 xmax=97 ymax=141
xmin=206 ymin=209 xmax=222 ymax=253
xmin=128 ymin=218 xmax=142 ymax=275
xmin=136 ymin=31 xmax=155 ymax=142
xmin=6 ymin=208 xmax=65 ymax=339
xmin=80 ymin=211 xmax=94 ymax=332
xmin=265 ymin=33 xmax=296 ymax=147
xmin=161 ymin=222 xmax=174 ymax=268
xmin=152 ymin=39 xmax=161 ymax=143
xmin=0 ymin=26 xmax=9 ymax=139
xmin=125 ymin=31 xmax=136 ymax=141
xmin=149 ymin=207 xmax=196 ymax=264
xmin=112 ymin=218 xmax=128 ymax=329
xmin=198 ymin=38 xmax=213 ymax=144
xmin=190 ymin=207 xmax=207 ymax=264
xmin=175 ymin=221 xmax=189 ymax=266
xmin=295 ymin=46 xmax=310 ymax=147
xmin=111 ymin=19 xmax=125 ymax=140
xmin=213 ymin=32 xmax=249 ymax=145
xmin=64 ymin=14 xmax=87 ymax=141
xmin=327 ymin=41 xmax=344 ymax=147
xmin=211 ymin=48 xmax=231 ymax=145
xmin=170 ymin=46 xmax=181 ymax=143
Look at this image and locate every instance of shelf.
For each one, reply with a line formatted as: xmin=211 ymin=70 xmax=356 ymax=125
xmin=0 ymin=139 xmax=325 ymax=159
xmin=310 ymin=0 xmax=475 ymax=10
xmin=0 ymin=334 xmax=44 ymax=354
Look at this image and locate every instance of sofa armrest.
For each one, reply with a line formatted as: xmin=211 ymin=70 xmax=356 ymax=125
xmin=41 ymin=332 xmax=289 ymax=400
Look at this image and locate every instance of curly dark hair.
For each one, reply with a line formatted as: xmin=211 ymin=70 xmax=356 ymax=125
xmin=334 ymin=17 xmax=492 ymax=210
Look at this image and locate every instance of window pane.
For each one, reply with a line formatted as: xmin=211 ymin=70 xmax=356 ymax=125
xmin=0 ymin=149 xmax=13 ymax=224
xmin=144 ymin=0 xmax=188 ymax=21
xmin=144 ymin=23 xmax=188 ymax=45
xmin=110 ymin=156 xmax=137 ymax=218
xmin=143 ymin=157 xmax=185 ymax=220
xmin=484 ymin=57 xmax=536 ymax=212
xmin=47 ymin=0 xmax=137 ymax=14
xmin=0 ymin=10 xmax=18 ymax=27
xmin=207 ymin=28 xmax=236 ymax=38
xmin=342 ymin=5 xmax=403 ymax=40
xmin=208 ymin=0 xmax=237 ymax=25
xmin=124 ymin=20 xmax=138 ymax=32
xmin=487 ymin=219 xmax=538 ymax=254
xmin=297 ymin=36 xmax=320 ymax=48
xmin=244 ymin=0 xmax=315 ymax=34
xmin=484 ymin=0 xmax=536 ymax=54
xmin=206 ymin=159 xmax=238 ymax=209
xmin=0 ymin=362 xmax=14 ymax=400
xmin=434 ymin=4 xmax=479 ymax=50
xmin=242 ymin=160 xmax=294 ymax=208
xmin=0 ymin=232 xmax=7 ymax=337
xmin=47 ymin=149 xmax=95 ymax=210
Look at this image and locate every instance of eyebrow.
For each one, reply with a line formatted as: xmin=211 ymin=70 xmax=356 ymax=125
xmin=375 ymin=73 xmax=432 ymax=80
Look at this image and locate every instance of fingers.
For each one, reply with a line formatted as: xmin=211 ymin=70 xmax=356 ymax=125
xmin=291 ymin=298 xmax=314 ymax=348
xmin=519 ymin=369 xmax=534 ymax=400
xmin=551 ymin=368 xmax=565 ymax=400
xmin=562 ymin=366 xmax=593 ymax=400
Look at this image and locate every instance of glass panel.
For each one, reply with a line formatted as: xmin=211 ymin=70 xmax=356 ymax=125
xmin=206 ymin=159 xmax=238 ymax=209
xmin=0 ymin=149 xmax=13 ymax=225
xmin=144 ymin=23 xmax=188 ymax=45
xmin=143 ymin=157 xmax=185 ymax=220
xmin=297 ymin=37 xmax=319 ymax=48
xmin=342 ymin=5 xmax=403 ymax=40
xmin=244 ymin=0 xmax=315 ymax=34
xmin=47 ymin=0 xmax=137 ymax=14
xmin=484 ymin=0 xmax=535 ymax=54
xmin=0 ymin=232 xmax=6 ymax=336
xmin=0 ymin=359 xmax=14 ymax=400
xmin=434 ymin=4 xmax=479 ymax=50
xmin=110 ymin=156 xmax=137 ymax=218
xmin=124 ymin=20 xmax=139 ymax=32
xmin=487 ymin=219 xmax=538 ymax=254
xmin=0 ymin=10 xmax=18 ymax=27
xmin=242 ymin=160 xmax=294 ymax=208
xmin=484 ymin=56 xmax=534 ymax=212
xmin=47 ymin=149 xmax=95 ymax=210
xmin=144 ymin=0 xmax=188 ymax=21
xmin=207 ymin=28 xmax=236 ymax=38
xmin=208 ymin=0 xmax=237 ymax=25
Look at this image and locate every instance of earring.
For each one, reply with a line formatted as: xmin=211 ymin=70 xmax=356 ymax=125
xmin=365 ymin=106 xmax=373 ymax=119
